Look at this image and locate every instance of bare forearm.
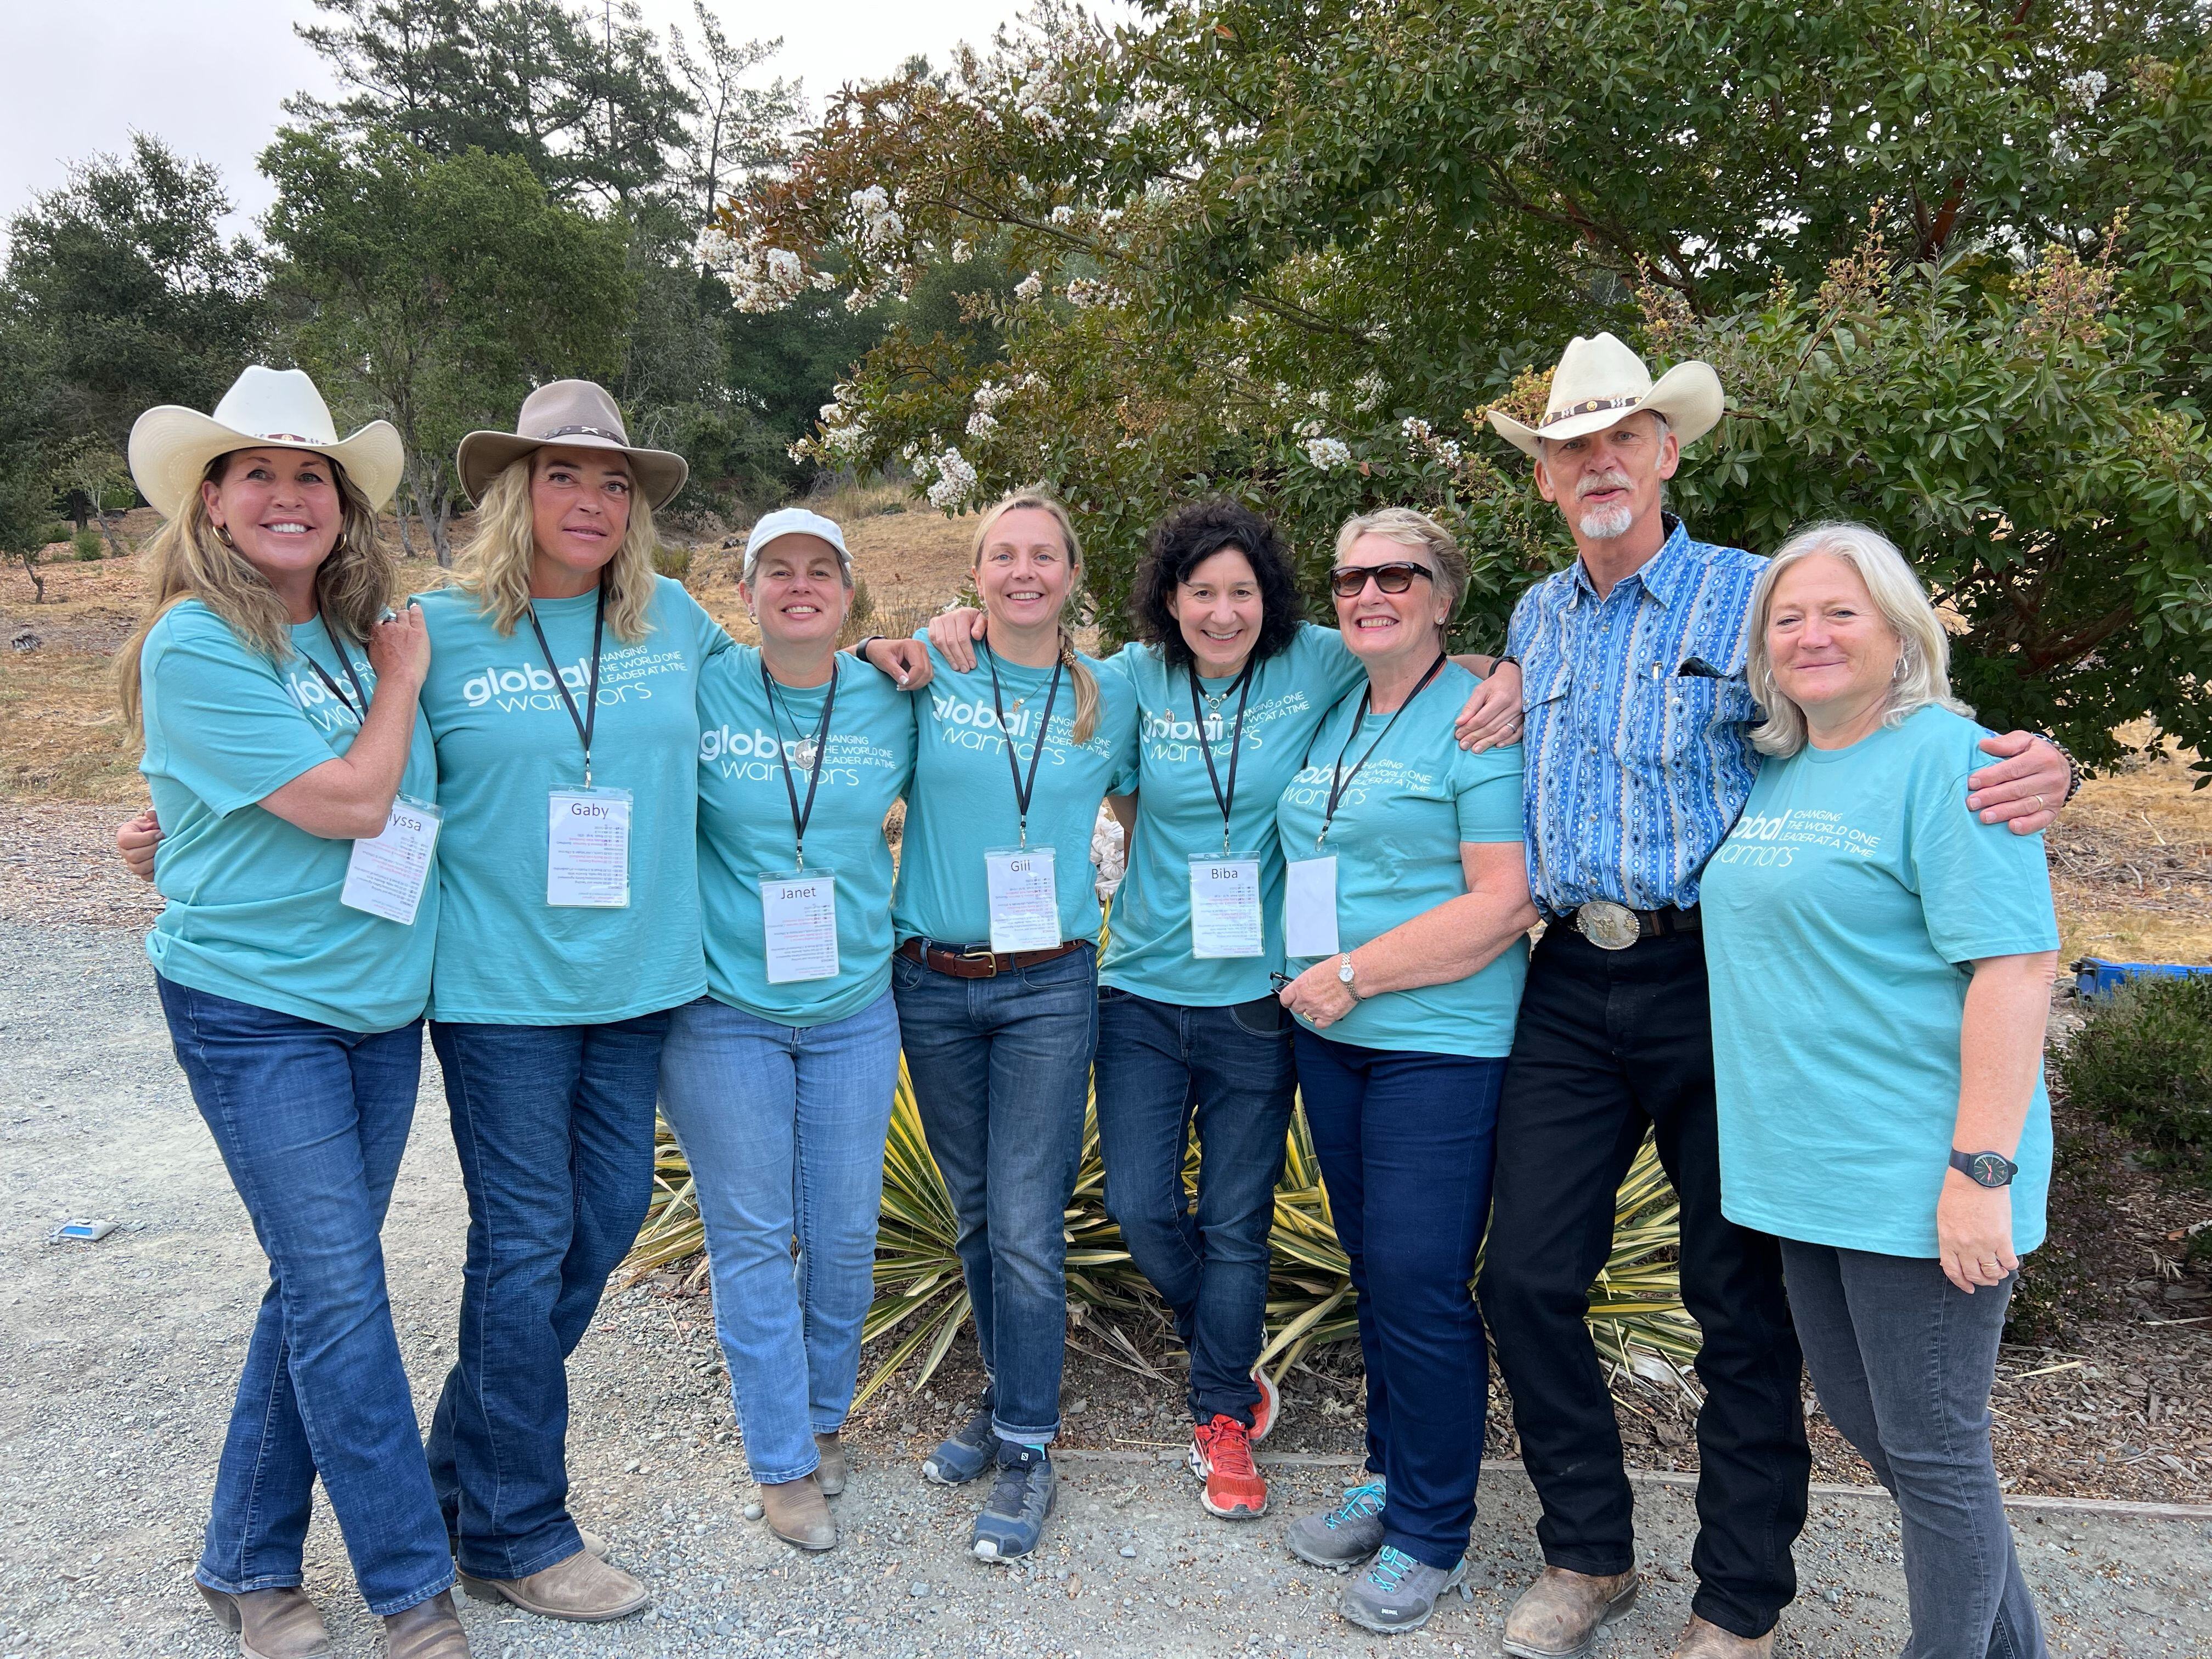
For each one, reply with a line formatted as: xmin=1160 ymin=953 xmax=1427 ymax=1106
xmin=1349 ymin=887 xmax=1537 ymax=997
xmin=1953 ymin=953 xmax=2059 ymax=1155
xmin=261 ymin=684 xmax=420 ymax=839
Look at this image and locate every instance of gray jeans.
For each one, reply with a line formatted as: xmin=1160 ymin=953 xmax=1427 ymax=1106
xmin=1780 ymin=1241 xmax=2046 ymax=1659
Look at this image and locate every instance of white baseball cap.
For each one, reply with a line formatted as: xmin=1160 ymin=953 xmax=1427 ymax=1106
xmin=743 ymin=507 xmax=852 ymax=582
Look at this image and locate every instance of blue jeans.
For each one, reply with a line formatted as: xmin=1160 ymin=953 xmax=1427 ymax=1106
xmin=155 ymin=975 xmax=452 ymax=1617
xmin=425 ymin=1013 xmax=669 ymax=1580
xmin=1295 ymin=1030 xmax=1503 ymax=1571
xmin=890 ymin=942 xmax=1098 ymax=1443
xmin=1094 ymin=988 xmax=1295 ymax=1426
xmin=657 ymin=990 xmax=902 ymax=1484
xmin=1781 ymin=1242 xmax=2046 ymax=1659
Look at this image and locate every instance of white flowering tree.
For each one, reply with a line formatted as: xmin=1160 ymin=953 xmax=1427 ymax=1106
xmin=699 ymin=0 xmax=2212 ymax=764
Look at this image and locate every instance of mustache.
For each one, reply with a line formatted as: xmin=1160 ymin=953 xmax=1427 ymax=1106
xmin=1577 ymin=470 xmax=1633 ymax=498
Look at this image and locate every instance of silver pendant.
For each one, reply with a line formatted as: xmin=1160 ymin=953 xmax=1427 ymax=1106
xmin=789 ymin=739 xmax=820 ymax=770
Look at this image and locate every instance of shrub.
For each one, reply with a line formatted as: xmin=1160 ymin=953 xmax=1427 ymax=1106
xmin=2056 ymin=975 xmax=2212 ymax=1189
xmin=72 ymin=527 xmax=104 ymax=561
xmin=652 ymin=541 xmax=692 ymax=581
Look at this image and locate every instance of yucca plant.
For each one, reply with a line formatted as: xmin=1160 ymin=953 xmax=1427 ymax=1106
xmin=625 ymin=1057 xmax=1698 ymax=1406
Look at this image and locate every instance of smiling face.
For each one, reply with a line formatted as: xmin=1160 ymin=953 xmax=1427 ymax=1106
xmin=975 ymin=505 xmax=1076 ymax=634
xmin=1333 ymin=532 xmax=1449 ymax=665
xmin=200 ymin=448 xmax=342 ymax=584
xmin=1165 ymin=547 xmax=1264 ymax=678
xmin=1533 ymin=411 xmax=1679 ymax=544
xmin=529 ymin=446 xmax=633 ymax=583
xmin=742 ymin=534 xmax=850 ymax=648
xmin=1765 ymin=553 xmax=1900 ymax=725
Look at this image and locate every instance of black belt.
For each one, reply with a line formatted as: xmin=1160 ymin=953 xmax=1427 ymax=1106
xmin=1554 ymin=901 xmax=1700 ymax=951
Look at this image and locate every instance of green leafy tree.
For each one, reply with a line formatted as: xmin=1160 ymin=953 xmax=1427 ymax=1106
xmin=706 ymin=0 xmax=2212 ymax=776
xmin=263 ymin=126 xmax=634 ymax=562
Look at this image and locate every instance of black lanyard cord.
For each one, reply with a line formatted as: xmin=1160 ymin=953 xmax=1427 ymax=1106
xmin=764 ymin=657 xmax=837 ymax=868
xmin=526 ymin=582 xmax=607 ymax=788
xmin=1188 ymin=657 xmax=1255 ymax=853
xmin=983 ymin=638 xmax=1065 ymax=847
xmin=303 ymin=614 xmax=370 ymax=722
xmin=1315 ymin=651 xmax=1448 ymax=847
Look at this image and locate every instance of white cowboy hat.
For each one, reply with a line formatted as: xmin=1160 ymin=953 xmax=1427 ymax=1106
xmin=456 ymin=380 xmax=689 ymax=509
xmin=742 ymin=506 xmax=851 ymax=583
xmin=127 ymin=366 xmax=405 ymax=521
xmin=1487 ymin=332 xmax=1725 ymax=458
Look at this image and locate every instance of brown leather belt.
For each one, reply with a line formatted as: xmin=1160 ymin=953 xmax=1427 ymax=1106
xmin=897 ymin=938 xmax=1084 ymax=979
xmin=1565 ymin=900 xmax=1700 ymax=950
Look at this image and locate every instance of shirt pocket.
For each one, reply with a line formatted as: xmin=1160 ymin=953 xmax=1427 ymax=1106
xmin=1662 ymin=673 xmax=1758 ymax=768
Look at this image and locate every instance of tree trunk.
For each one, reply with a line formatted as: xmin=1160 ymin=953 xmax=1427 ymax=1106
xmin=96 ymin=509 xmax=125 ymax=557
xmin=393 ymin=491 xmax=416 ymax=561
xmin=429 ymin=478 xmax=454 ymax=568
xmin=18 ymin=550 xmax=44 ymax=603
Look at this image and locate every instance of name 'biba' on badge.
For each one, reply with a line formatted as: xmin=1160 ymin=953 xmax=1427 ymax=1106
xmin=1183 ymin=657 xmax=1263 ymax=958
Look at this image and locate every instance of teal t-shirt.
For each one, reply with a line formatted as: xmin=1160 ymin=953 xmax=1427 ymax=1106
xmin=413 ymin=576 xmax=730 ymax=1024
xmin=1274 ymin=661 xmax=1527 ymax=1057
xmin=139 ymin=600 xmax=440 ymax=1033
xmin=893 ymin=636 xmax=1139 ymax=947
xmin=1099 ymin=625 xmax=1368 ymax=1005
xmin=695 ymin=646 xmax=916 ymax=1024
xmin=1701 ymin=704 xmax=2060 ymax=1259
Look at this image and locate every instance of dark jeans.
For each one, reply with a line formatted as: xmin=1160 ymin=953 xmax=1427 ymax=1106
xmin=1094 ymin=988 xmax=1296 ymax=1427
xmin=156 ymin=976 xmax=453 ymax=1616
xmin=1783 ymin=1243 xmax=2046 ymax=1659
xmin=891 ymin=942 xmax=1098 ymax=1443
xmin=1477 ymin=927 xmax=1809 ymax=1639
xmin=1295 ymin=1030 xmax=1502 ymax=1572
xmin=425 ymin=1013 xmax=669 ymax=1580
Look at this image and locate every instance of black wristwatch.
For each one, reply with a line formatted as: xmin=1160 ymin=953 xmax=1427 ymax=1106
xmin=1949 ymin=1149 xmax=2019 ymax=1188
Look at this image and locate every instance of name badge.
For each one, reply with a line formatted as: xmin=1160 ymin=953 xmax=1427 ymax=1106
xmin=1188 ymin=854 xmax=1263 ymax=959
xmin=547 ymin=787 xmax=633 ymax=908
xmin=984 ymin=845 xmax=1061 ymax=952
xmin=340 ymin=794 xmax=442 ymax=926
xmin=1283 ymin=855 xmax=1340 ymax=958
xmin=759 ymin=869 xmax=839 ymax=984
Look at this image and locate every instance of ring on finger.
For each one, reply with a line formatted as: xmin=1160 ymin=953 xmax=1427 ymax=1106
xmin=2031 ymin=793 xmax=2046 ymax=810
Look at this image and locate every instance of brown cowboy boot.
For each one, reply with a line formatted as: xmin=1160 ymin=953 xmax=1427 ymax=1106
xmin=814 ymin=1432 xmax=849 ymax=1497
xmin=758 ymin=1472 xmax=837 ymax=1549
xmin=1670 ymin=1615 xmax=1776 ymax=1657
xmin=1502 ymin=1566 xmax=1641 ymax=1659
xmin=382 ymin=1590 xmax=471 ymax=1657
xmin=457 ymin=1549 xmax=650 ymax=1622
xmin=196 ymin=1585 xmax=332 ymax=1658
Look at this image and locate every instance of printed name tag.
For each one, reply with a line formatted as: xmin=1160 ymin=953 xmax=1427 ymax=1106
xmin=984 ymin=845 xmax=1062 ymax=952
xmin=759 ymin=869 xmax=839 ymax=984
xmin=340 ymin=795 xmax=442 ymax=926
xmin=1283 ymin=855 xmax=1341 ymax=958
xmin=547 ymin=787 xmax=633 ymax=908
xmin=1188 ymin=854 xmax=1263 ymax=959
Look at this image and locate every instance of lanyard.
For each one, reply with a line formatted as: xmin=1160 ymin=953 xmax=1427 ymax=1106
xmin=303 ymin=614 xmax=370 ymax=722
xmin=764 ymin=657 xmax=837 ymax=869
xmin=1188 ymin=658 xmax=1255 ymax=854
xmin=1312 ymin=651 xmax=1447 ymax=848
xmin=983 ymin=638 xmax=1064 ymax=849
xmin=526 ymin=582 xmax=607 ymax=788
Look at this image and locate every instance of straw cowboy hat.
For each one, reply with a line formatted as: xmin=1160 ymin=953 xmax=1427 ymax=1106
xmin=1487 ymin=331 xmax=1725 ymax=458
xmin=456 ymin=380 xmax=689 ymax=509
xmin=127 ymin=366 xmax=405 ymax=521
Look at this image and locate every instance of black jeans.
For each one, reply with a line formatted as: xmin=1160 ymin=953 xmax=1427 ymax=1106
xmin=1093 ymin=988 xmax=1296 ymax=1427
xmin=1477 ymin=926 xmax=1810 ymax=1638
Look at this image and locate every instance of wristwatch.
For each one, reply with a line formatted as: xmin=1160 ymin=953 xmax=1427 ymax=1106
xmin=1338 ymin=953 xmax=1358 ymax=997
xmin=1949 ymin=1149 xmax=2019 ymax=1188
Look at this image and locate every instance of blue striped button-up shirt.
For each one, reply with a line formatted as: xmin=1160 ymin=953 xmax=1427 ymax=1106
xmin=1508 ymin=517 xmax=1767 ymax=916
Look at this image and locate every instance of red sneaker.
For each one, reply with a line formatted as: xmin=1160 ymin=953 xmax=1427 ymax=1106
xmin=1248 ymin=1365 xmax=1283 ymax=1443
xmin=1190 ymin=1415 xmax=1268 ymax=1519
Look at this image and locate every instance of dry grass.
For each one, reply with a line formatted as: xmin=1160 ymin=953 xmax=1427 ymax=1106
xmin=2046 ymin=723 xmax=2212 ymax=967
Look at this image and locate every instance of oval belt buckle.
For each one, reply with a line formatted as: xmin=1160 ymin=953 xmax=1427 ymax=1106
xmin=1574 ymin=900 xmax=1641 ymax=951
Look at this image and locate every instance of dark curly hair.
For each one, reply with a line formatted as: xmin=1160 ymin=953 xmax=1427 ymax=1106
xmin=1126 ymin=499 xmax=1303 ymax=671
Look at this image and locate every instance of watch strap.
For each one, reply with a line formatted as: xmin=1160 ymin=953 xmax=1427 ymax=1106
xmin=1949 ymin=1148 xmax=2018 ymax=1188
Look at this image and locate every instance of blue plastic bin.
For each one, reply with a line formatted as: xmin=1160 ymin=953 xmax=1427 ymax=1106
xmin=2072 ymin=957 xmax=2212 ymax=998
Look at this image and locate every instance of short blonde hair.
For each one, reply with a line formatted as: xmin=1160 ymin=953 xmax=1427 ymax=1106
xmin=1333 ymin=506 xmax=1470 ymax=618
xmin=970 ymin=486 xmax=1099 ymax=745
xmin=1747 ymin=521 xmax=1972 ymax=758
xmin=458 ymin=453 xmax=661 ymax=645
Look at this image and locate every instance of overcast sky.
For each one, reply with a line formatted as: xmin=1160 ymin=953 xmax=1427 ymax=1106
xmin=3 ymin=0 xmax=1045 ymax=240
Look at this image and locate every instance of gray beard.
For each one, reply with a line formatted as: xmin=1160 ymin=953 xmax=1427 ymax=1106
xmin=1577 ymin=501 xmax=1636 ymax=540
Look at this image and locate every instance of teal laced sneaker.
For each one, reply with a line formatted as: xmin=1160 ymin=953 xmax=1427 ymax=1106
xmin=1340 ymin=1544 xmax=1471 ymax=1634
xmin=1284 ymin=1479 xmax=1387 ymax=1570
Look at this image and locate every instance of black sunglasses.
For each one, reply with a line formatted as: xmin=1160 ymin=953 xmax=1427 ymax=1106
xmin=1328 ymin=561 xmax=1435 ymax=599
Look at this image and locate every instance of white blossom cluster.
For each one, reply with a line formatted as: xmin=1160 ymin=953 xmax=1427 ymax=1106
xmin=1063 ymin=276 xmax=1113 ymax=308
xmin=816 ymin=386 xmax=871 ymax=463
xmin=1352 ymin=370 xmax=1389 ymax=412
xmin=2062 ymin=69 xmax=2109 ymax=110
xmin=849 ymin=185 xmax=907 ymax=250
xmin=1302 ymin=436 xmax=1352 ymax=470
xmin=1014 ymin=272 xmax=1046 ymax=302
xmin=698 ymin=227 xmax=810 ymax=314
xmin=1402 ymin=416 xmax=1462 ymax=465
xmin=923 ymin=447 xmax=980 ymax=510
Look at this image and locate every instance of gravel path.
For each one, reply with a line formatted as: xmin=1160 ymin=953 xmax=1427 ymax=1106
xmin=4 ymin=923 xmax=2209 ymax=1658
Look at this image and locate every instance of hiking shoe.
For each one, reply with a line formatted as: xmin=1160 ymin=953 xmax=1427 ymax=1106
xmin=1340 ymin=1545 xmax=1471 ymax=1634
xmin=923 ymin=1403 xmax=1000 ymax=1486
xmin=1189 ymin=1415 xmax=1268 ymax=1519
xmin=970 ymin=1444 xmax=1056 ymax=1561
xmin=1248 ymin=1365 xmax=1282 ymax=1443
xmin=1284 ymin=1479 xmax=1387 ymax=1570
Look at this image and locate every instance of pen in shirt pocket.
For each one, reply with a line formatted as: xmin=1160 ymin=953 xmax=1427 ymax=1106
xmin=1675 ymin=656 xmax=1730 ymax=678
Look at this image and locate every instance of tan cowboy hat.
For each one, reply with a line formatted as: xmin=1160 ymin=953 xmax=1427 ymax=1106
xmin=1487 ymin=332 xmax=1725 ymax=458
xmin=127 ymin=366 xmax=405 ymax=521
xmin=456 ymin=380 xmax=689 ymax=509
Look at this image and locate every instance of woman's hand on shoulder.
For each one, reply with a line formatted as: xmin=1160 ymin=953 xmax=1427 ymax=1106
xmin=1453 ymin=658 xmax=1523 ymax=752
xmin=369 ymin=601 xmax=432 ymax=695
xmin=1936 ymin=1170 xmax=2019 ymax=1294
xmin=115 ymin=809 xmax=161 ymax=883
xmin=926 ymin=607 xmax=986 ymax=673
xmin=863 ymin=636 xmax=935 ymax=689
xmin=1966 ymin=731 xmax=2070 ymax=834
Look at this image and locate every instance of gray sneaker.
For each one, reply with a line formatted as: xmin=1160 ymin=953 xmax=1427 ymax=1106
xmin=1284 ymin=1479 xmax=1387 ymax=1570
xmin=1339 ymin=1545 xmax=1471 ymax=1635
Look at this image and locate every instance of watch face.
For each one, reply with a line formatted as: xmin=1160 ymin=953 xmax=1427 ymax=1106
xmin=1971 ymin=1153 xmax=2011 ymax=1187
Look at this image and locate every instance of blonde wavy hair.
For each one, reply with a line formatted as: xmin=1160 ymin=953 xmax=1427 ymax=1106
xmin=118 ymin=452 xmax=390 ymax=731
xmin=972 ymin=487 xmax=1099 ymax=744
xmin=1747 ymin=521 xmax=1972 ymax=758
xmin=458 ymin=453 xmax=660 ymax=644
xmin=1333 ymin=506 xmax=1472 ymax=619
